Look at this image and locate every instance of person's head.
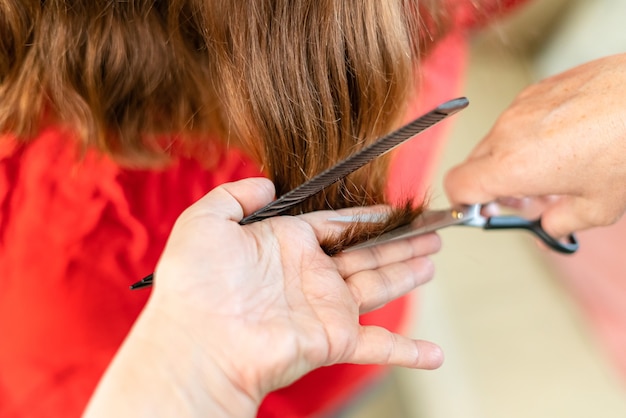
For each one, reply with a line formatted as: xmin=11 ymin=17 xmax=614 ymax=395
xmin=1 ymin=1 xmax=455 ymax=213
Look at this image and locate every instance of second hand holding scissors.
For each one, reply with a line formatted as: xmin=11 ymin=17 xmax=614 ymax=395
xmin=331 ymin=203 xmax=579 ymax=254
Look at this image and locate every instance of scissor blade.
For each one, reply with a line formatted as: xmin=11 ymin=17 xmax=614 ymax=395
xmin=328 ymin=213 xmax=389 ymax=223
xmin=239 ymin=97 xmax=469 ymax=225
xmin=343 ymin=205 xmax=475 ymax=252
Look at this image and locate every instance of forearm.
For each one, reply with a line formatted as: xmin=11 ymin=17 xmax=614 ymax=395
xmin=83 ymin=300 xmax=259 ymax=418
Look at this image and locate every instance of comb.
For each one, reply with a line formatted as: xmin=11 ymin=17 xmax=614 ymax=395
xmin=240 ymin=97 xmax=469 ymax=224
xmin=130 ymin=97 xmax=469 ymax=290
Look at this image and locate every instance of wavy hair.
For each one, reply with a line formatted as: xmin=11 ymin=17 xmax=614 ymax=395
xmin=0 ymin=1 xmax=457 ymax=227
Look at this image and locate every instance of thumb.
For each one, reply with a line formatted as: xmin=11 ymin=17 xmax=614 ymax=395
xmin=185 ymin=177 xmax=276 ymax=223
xmin=538 ymin=196 xmax=590 ymax=239
xmin=444 ymin=157 xmax=508 ymax=205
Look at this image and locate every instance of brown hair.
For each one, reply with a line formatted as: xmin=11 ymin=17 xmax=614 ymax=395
xmin=0 ymin=1 xmax=456 ymax=238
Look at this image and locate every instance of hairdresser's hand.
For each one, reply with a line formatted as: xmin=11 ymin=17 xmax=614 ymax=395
xmin=445 ymin=53 xmax=626 ymax=238
xmin=86 ymin=178 xmax=442 ymax=417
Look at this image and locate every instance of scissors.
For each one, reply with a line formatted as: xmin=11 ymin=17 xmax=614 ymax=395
xmin=330 ymin=203 xmax=579 ymax=254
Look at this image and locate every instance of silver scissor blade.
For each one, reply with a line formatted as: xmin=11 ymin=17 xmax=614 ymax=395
xmin=239 ymin=97 xmax=469 ymax=225
xmin=328 ymin=213 xmax=389 ymax=223
xmin=343 ymin=205 xmax=476 ymax=252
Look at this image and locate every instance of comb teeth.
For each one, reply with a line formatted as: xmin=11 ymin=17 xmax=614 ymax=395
xmin=239 ymin=97 xmax=469 ymax=225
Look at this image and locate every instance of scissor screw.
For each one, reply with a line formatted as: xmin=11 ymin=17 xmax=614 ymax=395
xmin=452 ymin=210 xmax=464 ymax=220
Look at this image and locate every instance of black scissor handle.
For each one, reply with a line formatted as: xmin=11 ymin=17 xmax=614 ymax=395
xmin=484 ymin=216 xmax=579 ymax=254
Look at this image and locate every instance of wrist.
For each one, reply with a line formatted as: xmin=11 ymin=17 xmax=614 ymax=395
xmin=85 ymin=296 xmax=260 ymax=417
xmin=135 ymin=297 xmax=263 ymax=416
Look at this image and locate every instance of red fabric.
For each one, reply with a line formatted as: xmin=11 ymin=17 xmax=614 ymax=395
xmin=0 ymin=2 xmax=527 ymax=417
xmin=0 ymin=128 xmax=264 ymax=416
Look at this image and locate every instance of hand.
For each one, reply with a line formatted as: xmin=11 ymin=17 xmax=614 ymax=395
xmin=445 ymin=53 xmax=626 ymax=238
xmin=86 ymin=178 xmax=442 ymax=417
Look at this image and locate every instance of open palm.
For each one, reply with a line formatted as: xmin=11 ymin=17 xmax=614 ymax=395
xmin=151 ymin=178 xmax=443 ymax=404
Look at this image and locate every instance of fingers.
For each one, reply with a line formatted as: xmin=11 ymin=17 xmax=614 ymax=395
xmin=297 ymin=205 xmax=391 ymax=242
xmin=444 ymin=157 xmax=513 ymax=206
xmin=349 ymin=326 xmax=444 ymax=370
xmin=346 ymin=256 xmax=435 ymax=314
xmin=182 ymin=178 xmax=276 ymax=222
xmin=334 ymin=232 xmax=441 ymax=278
xmin=444 ymin=151 xmax=572 ymax=207
xmin=539 ymin=196 xmax=615 ymax=238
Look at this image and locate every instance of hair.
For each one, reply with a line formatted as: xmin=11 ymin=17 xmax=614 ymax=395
xmin=320 ymin=200 xmax=424 ymax=256
xmin=0 ymin=0 xmax=463 ymax=251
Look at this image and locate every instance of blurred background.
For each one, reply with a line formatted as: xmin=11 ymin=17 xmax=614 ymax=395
xmin=344 ymin=0 xmax=626 ymax=416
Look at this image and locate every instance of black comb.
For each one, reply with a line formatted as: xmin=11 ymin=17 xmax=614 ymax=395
xmin=240 ymin=97 xmax=469 ymax=224
xmin=130 ymin=97 xmax=468 ymax=290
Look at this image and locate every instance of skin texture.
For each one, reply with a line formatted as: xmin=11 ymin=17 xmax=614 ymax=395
xmin=84 ymin=178 xmax=443 ymax=417
xmin=445 ymin=53 xmax=626 ymax=238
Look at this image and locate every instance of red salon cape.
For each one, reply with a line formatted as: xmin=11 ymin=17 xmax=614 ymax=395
xmin=0 ymin=2 xmax=525 ymax=416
